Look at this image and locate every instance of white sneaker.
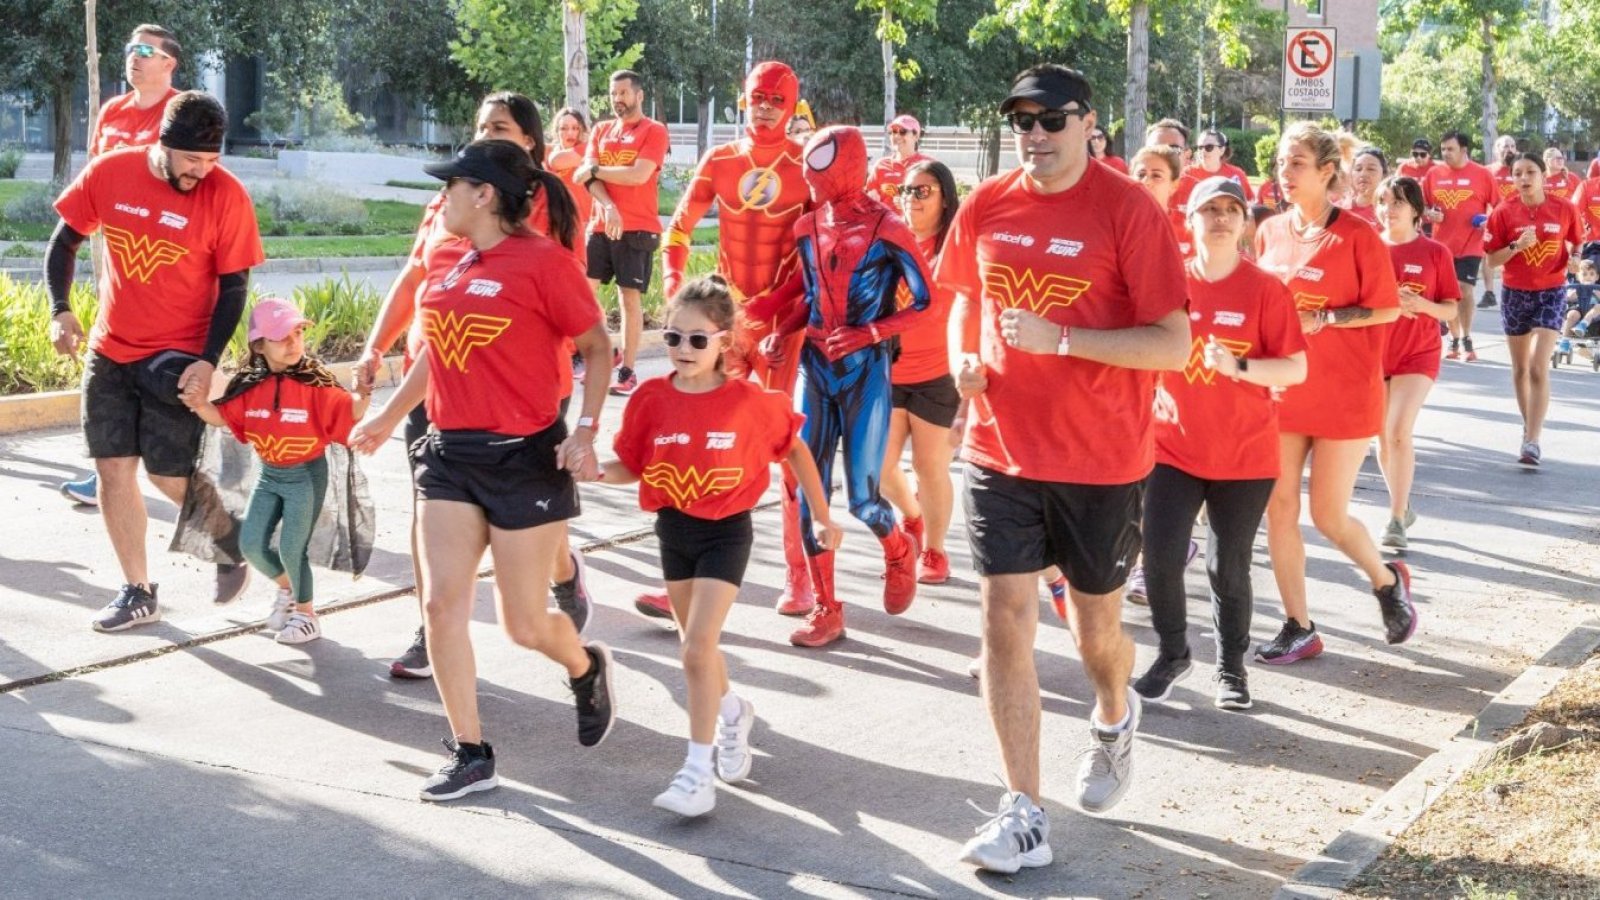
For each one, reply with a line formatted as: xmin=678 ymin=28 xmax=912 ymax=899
xmin=1076 ymin=688 xmax=1141 ymax=813
xmin=715 ymin=696 xmax=755 ymax=783
xmin=967 ymin=654 xmax=982 ymax=679
xmin=275 ymin=612 xmax=322 ymax=645
xmin=959 ymin=791 xmax=1052 ymax=873
xmin=266 ymin=588 xmax=294 ymax=632
xmin=652 ymin=764 xmax=715 ymax=817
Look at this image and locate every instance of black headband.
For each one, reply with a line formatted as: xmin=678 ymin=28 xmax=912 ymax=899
xmin=160 ymin=119 xmax=223 ymax=153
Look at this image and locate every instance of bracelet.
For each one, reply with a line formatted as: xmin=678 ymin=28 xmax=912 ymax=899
xmin=1233 ymin=356 xmax=1249 ymax=382
xmin=1055 ymin=325 xmax=1072 ymax=357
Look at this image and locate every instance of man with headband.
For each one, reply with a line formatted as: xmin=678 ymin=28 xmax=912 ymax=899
xmin=46 ymin=91 xmax=265 ymax=633
xmin=637 ymin=61 xmax=817 ymax=620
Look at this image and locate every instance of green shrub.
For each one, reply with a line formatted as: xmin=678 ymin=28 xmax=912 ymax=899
xmin=224 ymin=275 xmax=382 ymax=368
xmin=1218 ymin=128 xmax=1269 ymax=177
xmin=0 ymin=273 xmax=97 ymax=394
xmin=259 ymin=184 xmax=369 ymax=230
xmin=3 ymin=181 xmax=62 ymax=226
xmin=1255 ymin=131 xmax=1281 ymax=184
xmin=0 ymin=146 xmax=22 ymax=179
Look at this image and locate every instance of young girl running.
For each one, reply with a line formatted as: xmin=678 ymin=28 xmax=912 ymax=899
xmin=185 ymin=297 xmax=370 ymax=644
xmin=1375 ymin=176 xmax=1460 ymax=550
xmin=592 ymin=276 xmax=842 ymax=817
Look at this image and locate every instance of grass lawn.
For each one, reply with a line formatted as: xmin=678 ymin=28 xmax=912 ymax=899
xmin=384 ymin=179 xmax=437 ymax=191
xmin=261 ymin=235 xmax=414 ymax=258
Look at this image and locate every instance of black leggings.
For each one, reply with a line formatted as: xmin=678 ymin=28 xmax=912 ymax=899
xmin=1141 ymin=464 xmax=1274 ymax=669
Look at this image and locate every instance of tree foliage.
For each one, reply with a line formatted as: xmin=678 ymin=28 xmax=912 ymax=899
xmin=451 ymin=0 xmax=643 ymax=117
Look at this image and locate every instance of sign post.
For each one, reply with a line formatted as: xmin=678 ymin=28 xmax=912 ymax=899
xmin=1282 ymin=27 xmax=1337 ymax=113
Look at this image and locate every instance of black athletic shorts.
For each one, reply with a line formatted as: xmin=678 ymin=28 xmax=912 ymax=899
xmin=81 ymin=350 xmax=206 ymax=478
xmin=654 ymin=507 xmax=754 ymax=586
xmin=586 ymin=231 xmax=660 ymax=291
xmin=406 ymin=396 xmax=567 ymax=474
xmin=891 ymin=374 xmax=961 ymax=428
xmin=412 ymin=421 xmax=578 ymax=530
xmin=1453 ymin=256 xmax=1483 ymax=286
xmin=963 ymin=463 xmax=1143 ymax=596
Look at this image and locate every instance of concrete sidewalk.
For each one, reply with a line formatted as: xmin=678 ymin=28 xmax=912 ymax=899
xmin=1 ymin=325 xmax=1597 ymax=897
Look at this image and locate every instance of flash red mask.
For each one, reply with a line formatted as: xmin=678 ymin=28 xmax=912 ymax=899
xmin=802 ymin=126 xmax=868 ymax=205
xmin=742 ymin=62 xmax=798 ymax=145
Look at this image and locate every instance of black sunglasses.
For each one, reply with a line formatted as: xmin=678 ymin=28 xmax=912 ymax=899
xmin=1412 ymin=151 xmax=1430 ymax=158
xmin=894 ymin=184 xmax=938 ymax=200
xmin=662 ymin=329 xmax=727 ymax=350
xmin=1198 ymin=144 xmax=1223 ymax=152
xmin=1007 ymin=108 xmax=1087 ymax=135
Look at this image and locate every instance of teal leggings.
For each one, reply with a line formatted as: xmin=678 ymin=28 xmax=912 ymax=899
xmin=240 ymin=455 xmax=328 ymax=604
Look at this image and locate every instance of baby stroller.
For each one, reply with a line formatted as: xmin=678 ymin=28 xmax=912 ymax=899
xmin=1553 ymin=275 xmax=1600 ymax=370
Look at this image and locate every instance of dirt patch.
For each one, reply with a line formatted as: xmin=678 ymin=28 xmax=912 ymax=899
xmin=1345 ymin=653 xmax=1600 ymax=899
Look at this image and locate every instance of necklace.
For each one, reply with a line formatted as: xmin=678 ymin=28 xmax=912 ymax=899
xmin=1291 ymin=202 xmax=1333 ymax=237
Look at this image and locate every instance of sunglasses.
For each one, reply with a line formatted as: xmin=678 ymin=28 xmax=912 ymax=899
xmin=892 ymin=184 xmax=938 ymax=200
xmin=1412 ymin=151 xmax=1430 ymax=158
xmin=889 ymin=127 xmax=915 ymax=136
xmin=748 ymin=91 xmax=785 ymax=108
xmin=1089 ymin=134 xmax=1107 ymax=141
xmin=1007 ymin=108 xmax=1087 ymax=135
xmin=662 ymin=329 xmax=727 ymax=350
xmin=125 ymin=42 xmax=171 ymax=60
xmin=1199 ymin=144 xmax=1223 ymax=152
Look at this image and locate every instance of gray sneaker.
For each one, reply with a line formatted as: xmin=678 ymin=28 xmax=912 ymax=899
xmin=92 ymin=583 xmax=160 ymax=632
xmin=551 ymin=550 xmax=592 ymax=636
xmin=213 ymin=563 xmax=250 ymax=605
xmin=959 ymin=791 xmax=1052 ymax=873
xmin=1381 ymin=517 xmax=1408 ymax=549
xmin=1076 ymin=689 xmax=1141 ymax=813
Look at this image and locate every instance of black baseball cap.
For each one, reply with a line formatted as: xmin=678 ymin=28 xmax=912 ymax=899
xmin=1000 ymin=66 xmax=1093 ymax=115
xmin=423 ymin=141 xmax=529 ymax=201
xmin=1186 ymin=176 xmax=1249 ymax=215
xmin=1412 ymin=138 xmax=1432 ymax=151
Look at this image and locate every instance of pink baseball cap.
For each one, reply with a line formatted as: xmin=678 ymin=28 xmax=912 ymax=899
xmin=248 ymin=297 xmax=311 ymax=342
xmin=890 ymin=114 xmax=921 ymax=133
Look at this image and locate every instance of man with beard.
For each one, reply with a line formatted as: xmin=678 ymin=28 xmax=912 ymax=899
xmin=46 ymin=91 xmax=265 ymax=632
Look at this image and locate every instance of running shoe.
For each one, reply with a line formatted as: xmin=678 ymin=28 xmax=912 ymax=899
xmin=1519 ymin=441 xmax=1541 ymax=466
xmin=390 ymin=626 xmax=432 ymax=679
xmin=275 ymin=612 xmax=322 ymax=645
xmin=1381 ymin=517 xmax=1408 ymax=550
xmin=571 ymin=642 xmax=617 ymax=747
xmin=60 ymin=475 xmax=99 ymax=507
xmin=902 ymin=514 xmax=925 ymax=548
xmin=634 ymin=591 xmax=675 ymax=620
xmin=1574 ymin=322 xmax=1591 ymax=338
xmin=419 ymin=738 xmax=497 ymax=802
xmin=266 ymin=587 xmax=295 ymax=632
xmin=652 ymin=764 xmax=715 ymax=817
xmin=881 ymin=526 xmax=919 ymax=615
xmin=715 ymin=696 xmax=756 ymax=783
xmin=91 ymin=583 xmax=160 ymax=632
xmin=917 ymin=548 xmax=949 ymax=584
xmin=1213 ymin=667 xmax=1253 ymax=711
xmin=1463 ymin=338 xmax=1478 ymax=362
xmin=1132 ymin=653 xmax=1193 ymax=703
xmin=1403 ymin=507 xmax=1417 ymax=529
xmin=1445 ymin=338 xmax=1461 ymax=360
xmin=213 ymin=562 xmax=250 ymax=605
xmin=1477 ymin=290 xmax=1497 ymax=309
xmin=958 ymin=791 xmax=1052 ymax=874
xmin=609 ymin=366 xmax=638 ymax=397
xmin=789 ymin=603 xmax=845 ymax=648
xmin=1076 ymin=689 xmax=1141 ymax=813
xmin=967 ymin=654 xmax=982 ymax=679
xmin=1376 ymin=561 xmax=1418 ymax=645
xmin=1124 ymin=566 xmax=1148 ymax=605
xmin=1255 ymin=619 xmax=1323 ymax=665
xmin=1048 ymin=575 xmax=1069 ymax=621
xmin=552 ymin=550 xmax=592 ymax=636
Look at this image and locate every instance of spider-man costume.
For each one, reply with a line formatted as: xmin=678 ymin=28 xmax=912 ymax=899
xmin=658 ymin=61 xmax=818 ymax=616
xmin=754 ymin=126 xmax=933 ymax=648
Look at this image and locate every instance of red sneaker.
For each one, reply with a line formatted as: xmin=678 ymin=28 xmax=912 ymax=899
xmin=634 ymin=592 xmax=674 ymax=620
xmin=882 ymin=526 xmax=919 ymax=615
xmin=789 ymin=603 xmax=845 ymax=647
xmin=917 ymin=548 xmax=949 ymax=584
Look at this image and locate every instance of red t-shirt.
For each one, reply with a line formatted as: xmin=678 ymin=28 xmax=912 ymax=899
xmin=1490 ymin=164 xmax=1518 ymax=204
xmin=1098 ymin=156 xmax=1129 ymax=175
xmin=1342 ymin=202 xmax=1380 ymax=228
xmin=1545 ymin=171 xmax=1580 ymax=202
xmin=1571 ymin=177 xmax=1600 ymax=242
xmin=584 ymin=116 xmax=670 ymax=234
xmin=1589 ymin=158 xmax=1600 ymax=180
xmin=934 ymin=164 xmax=1187 ymax=484
xmin=217 ymin=376 xmax=355 ymax=466
xmin=891 ymin=235 xmax=953 ymax=384
xmin=1257 ymin=178 xmax=1282 ymax=208
xmin=1169 ymin=171 xmax=1201 ymax=220
xmin=1382 ymin=236 xmax=1461 ymax=376
xmin=419 ymin=233 xmax=601 ymax=434
xmin=1168 ymin=207 xmax=1194 ymax=259
xmin=1397 ymin=159 xmax=1437 ymax=181
xmin=92 ymin=88 xmax=178 ymax=155
xmin=613 ymin=375 xmax=803 ymax=520
xmin=1423 ymin=161 xmax=1497 ymax=258
xmin=1182 ymin=162 xmax=1250 ymax=191
xmin=548 ymin=147 xmax=596 ymax=232
xmin=867 ymin=152 xmax=934 ymax=206
xmin=1485 ymin=196 xmax=1582 ymax=291
xmin=1156 ymin=260 xmax=1305 ymax=481
xmin=55 ymin=147 xmax=265 ymax=364
xmin=1254 ymin=209 xmax=1399 ymax=439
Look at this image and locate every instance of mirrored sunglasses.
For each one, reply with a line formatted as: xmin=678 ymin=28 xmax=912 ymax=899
xmin=662 ymin=329 xmax=727 ymax=350
xmin=894 ymin=184 xmax=937 ymax=200
xmin=125 ymin=42 xmax=170 ymax=59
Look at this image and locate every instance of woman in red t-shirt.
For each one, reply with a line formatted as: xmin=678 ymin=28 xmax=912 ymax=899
xmin=1089 ymin=125 xmax=1128 ymax=173
xmin=548 ymin=106 xmax=596 ymax=233
xmin=1374 ymin=176 xmax=1460 ymax=550
xmin=1254 ymin=123 xmax=1416 ymax=665
xmin=1485 ymin=152 xmax=1583 ymax=466
xmin=350 ymin=139 xmax=617 ymax=802
xmin=1184 ymin=129 xmax=1251 ymax=190
xmin=878 ymin=159 xmax=961 ymax=585
xmin=866 ymin=114 xmax=933 ymax=205
xmin=1133 ymin=144 xmax=1191 ymax=257
xmin=1341 ymin=147 xmax=1386 ymax=227
xmin=1134 ymin=177 xmax=1306 ymax=710
xmin=592 ymin=277 xmax=840 ymax=817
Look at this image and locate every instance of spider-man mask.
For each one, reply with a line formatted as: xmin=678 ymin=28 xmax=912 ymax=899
xmin=802 ymin=126 xmax=868 ymax=205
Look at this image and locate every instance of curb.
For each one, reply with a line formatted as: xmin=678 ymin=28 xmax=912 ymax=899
xmin=1273 ymin=617 xmax=1600 ymax=899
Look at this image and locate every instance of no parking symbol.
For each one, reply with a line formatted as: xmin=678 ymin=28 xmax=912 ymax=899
xmin=1283 ymin=27 xmax=1336 ymax=112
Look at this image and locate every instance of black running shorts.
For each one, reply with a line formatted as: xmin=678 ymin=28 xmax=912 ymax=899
xmin=891 ymin=374 xmax=961 ymax=428
xmin=655 ymin=507 xmax=754 ymax=587
xmin=1453 ymin=256 xmax=1483 ymax=286
xmin=81 ymin=350 xmax=206 ymax=478
xmin=413 ymin=422 xmax=578 ymax=530
xmin=586 ymin=231 xmax=659 ymax=291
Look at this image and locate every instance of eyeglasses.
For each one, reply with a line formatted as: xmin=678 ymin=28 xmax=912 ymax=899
xmin=1007 ymin=108 xmax=1087 ymax=135
xmin=662 ymin=329 xmax=727 ymax=350
xmin=1412 ymin=151 xmax=1430 ymax=159
xmin=125 ymin=42 xmax=171 ymax=60
xmin=1199 ymin=144 xmax=1222 ymax=153
xmin=892 ymin=184 xmax=938 ymax=200
xmin=1089 ymin=134 xmax=1107 ymax=142
xmin=748 ymin=91 xmax=784 ymax=108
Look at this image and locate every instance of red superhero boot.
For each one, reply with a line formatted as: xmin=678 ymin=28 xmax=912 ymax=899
xmin=881 ymin=522 xmax=920 ymax=615
xmin=790 ymin=549 xmax=844 ymax=647
xmin=775 ymin=480 xmax=816 ymax=615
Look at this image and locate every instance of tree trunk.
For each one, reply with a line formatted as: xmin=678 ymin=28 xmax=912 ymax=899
xmin=1480 ymin=15 xmax=1498 ymax=159
xmin=52 ymin=80 xmax=72 ymax=185
xmin=696 ymin=91 xmax=711 ymax=161
xmin=85 ymin=0 xmax=100 ymax=150
xmin=881 ymin=6 xmax=896 ymax=148
xmin=563 ymin=2 xmax=589 ymax=114
xmin=983 ymin=118 xmax=1001 ymax=179
xmin=1125 ymin=1 xmax=1151 ymax=153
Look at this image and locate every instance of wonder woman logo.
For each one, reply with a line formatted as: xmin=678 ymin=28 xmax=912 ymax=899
xmin=641 ymin=462 xmax=743 ymax=507
xmin=1398 ymin=281 xmax=1427 ymax=295
xmin=736 ymin=167 xmax=783 ymax=211
xmin=598 ymin=149 xmax=640 ymax=166
xmin=982 ymin=263 xmax=1091 ymax=316
xmin=1292 ymin=292 xmax=1328 ymax=312
xmin=103 ymin=225 xmax=188 ymax=283
xmin=1521 ymin=240 xmax=1560 ymax=268
xmin=244 ymin=433 xmax=319 ymax=464
xmin=1588 ymin=205 xmax=1600 ymax=223
xmin=1431 ymin=189 xmax=1474 ymax=210
xmin=422 ymin=310 xmax=512 ymax=372
xmin=1182 ymin=336 xmax=1252 ymax=385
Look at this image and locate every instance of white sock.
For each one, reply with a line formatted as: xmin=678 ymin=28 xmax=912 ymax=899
xmin=1095 ymin=705 xmax=1133 ymax=734
xmin=719 ymin=692 xmax=744 ymax=723
xmin=686 ymin=741 xmax=714 ymax=773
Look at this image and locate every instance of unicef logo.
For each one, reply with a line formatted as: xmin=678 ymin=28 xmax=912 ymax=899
xmin=737 ymin=169 xmax=782 ymax=209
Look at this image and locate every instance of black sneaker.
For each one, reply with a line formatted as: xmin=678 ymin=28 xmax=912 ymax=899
xmin=389 ymin=626 xmax=432 ymax=679
xmin=213 ymin=563 xmax=250 ymax=605
xmin=1375 ymin=561 xmax=1418 ymax=645
xmin=419 ymin=738 xmax=498 ymax=801
xmin=1132 ymin=652 xmax=1193 ymax=703
xmin=91 ymin=583 xmax=160 ymax=632
xmin=1477 ymin=290 xmax=1497 ymax=309
xmin=1213 ymin=667 xmax=1252 ymax=710
xmin=571 ymin=642 xmax=617 ymax=747
xmin=1255 ymin=619 xmax=1324 ymax=665
xmin=552 ymin=550 xmax=592 ymax=636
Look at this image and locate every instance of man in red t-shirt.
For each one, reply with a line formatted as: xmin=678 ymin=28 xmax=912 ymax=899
xmin=939 ymin=65 xmax=1189 ymax=875
xmin=1423 ymin=130 xmax=1498 ymax=361
xmin=47 ymin=92 xmax=266 ymax=633
xmin=1482 ymin=134 xmax=1520 ymax=310
xmin=574 ymin=70 xmax=671 ymax=397
xmin=1398 ymin=138 xmax=1438 ymax=181
xmin=1146 ymin=117 xmax=1196 ymax=216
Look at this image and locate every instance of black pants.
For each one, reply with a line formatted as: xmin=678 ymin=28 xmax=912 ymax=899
xmin=1142 ymin=464 xmax=1274 ymax=669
